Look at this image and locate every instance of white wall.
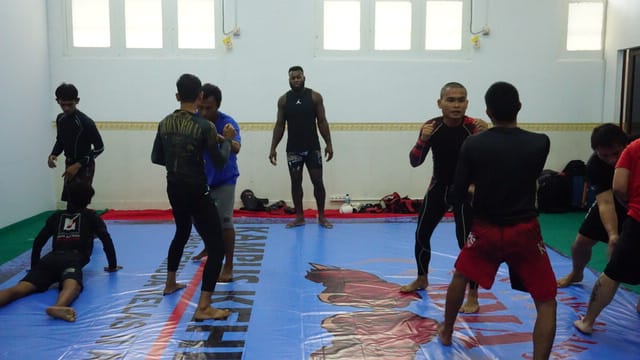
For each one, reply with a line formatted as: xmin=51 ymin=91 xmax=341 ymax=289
xmin=46 ymin=0 xmax=605 ymax=124
xmin=0 ymin=0 xmax=53 ymax=227
xmin=602 ymin=0 xmax=640 ymax=122
xmin=5 ymin=0 xmax=628 ymax=217
xmin=43 ymin=0 xmax=603 ymax=210
xmin=81 ymin=127 xmax=592 ymax=210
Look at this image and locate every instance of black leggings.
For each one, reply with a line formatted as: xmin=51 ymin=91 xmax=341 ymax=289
xmin=167 ymin=182 xmax=225 ymax=292
xmin=414 ymin=181 xmax=469 ymax=275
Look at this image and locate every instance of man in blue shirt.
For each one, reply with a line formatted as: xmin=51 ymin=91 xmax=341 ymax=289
xmin=192 ymin=83 xmax=241 ymax=283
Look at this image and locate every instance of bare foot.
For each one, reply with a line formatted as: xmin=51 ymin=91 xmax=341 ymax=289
xmin=192 ymin=249 xmax=207 ymax=261
xmin=573 ymin=317 xmax=593 ymax=335
xmin=286 ymin=218 xmax=305 ymax=228
xmin=557 ymin=271 xmax=583 ymax=288
xmin=438 ymin=323 xmax=453 ymax=346
xmin=399 ymin=275 xmax=428 ymax=293
xmin=163 ymin=283 xmax=187 ymax=295
xmin=460 ymin=297 xmax=480 ymax=314
xmin=319 ymin=218 xmax=333 ymax=229
xmin=194 ymin=306 xmax=231 ymax=321
xmin=46 ymin=306 xmax=76 ymax=322
xmin=218 ymin=265 xmax=233 ymax=282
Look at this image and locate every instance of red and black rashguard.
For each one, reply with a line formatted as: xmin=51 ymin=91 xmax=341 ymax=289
xmin=410 ymin=116 xmax=483 ymax=185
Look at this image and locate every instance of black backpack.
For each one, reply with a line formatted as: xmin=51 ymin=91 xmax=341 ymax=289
xmin=537 ymin=170 xmax=572 ymax=213
xmin=562 ymin=160 xmax=589 ymax=210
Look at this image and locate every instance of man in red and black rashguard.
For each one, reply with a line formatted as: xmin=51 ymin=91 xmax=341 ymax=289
xmin=0 ymin=182 xmax=121 ymax=322
xmin=401 ymin=82 xmax=488 ymax=314
xmin=48 ymin=83 xmax=104 ymax=201
xmin=439 ymin=82 xmax=556 ymax=360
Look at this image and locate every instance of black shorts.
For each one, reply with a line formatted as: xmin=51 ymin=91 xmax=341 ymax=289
xmin=578 ymin=201 xmax=626 ymax=242
xmin=21 ymin=250 xmax=86 ymax=291
xmin=604 ymin=216 xmax=640 ymax=284
xmin=287 ymin=150 xmax=322 ymax=172
xmin=61 ymin=159 xmax=96 ymax=201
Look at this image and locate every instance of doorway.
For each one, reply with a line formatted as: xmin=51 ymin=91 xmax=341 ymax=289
xmin=621 ymin=47 xmax=640 ymax=134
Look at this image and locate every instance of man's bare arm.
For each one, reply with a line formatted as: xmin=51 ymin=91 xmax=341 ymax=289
xmin=313 ymin=91 xmax=333 ymax=161
xmin=269 ymin=95 xmax=287 ymax=165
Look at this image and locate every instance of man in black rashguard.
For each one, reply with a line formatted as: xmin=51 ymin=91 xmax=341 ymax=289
xmin=151 ymin=73 xmax=236 ymax=321
xmin=401 ymin=82 xmax=488 ymax=315
xmin=557 ymin=124 xmax=635 ymax=290
xmin=0 ymin=182 xmax=121 ymax=322
xmin=48 ymin=83 xmax=104 ymax=201
xmin=439 ymin=82 xmax=556 ymax=360
xmin=269 ymin=65 xmax=334 ymax=229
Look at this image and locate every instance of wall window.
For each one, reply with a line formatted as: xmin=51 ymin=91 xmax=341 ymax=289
xmin=323 ymin=1 xmax=361 ymax=50
xmin=425 ymin=1 xmax=462 ymax=50
xmin=65 ymin=0 xmax=217 ymax=55
xmin=125 ymin=0 xmax=163 ymax=48
xmin=319 ymin=0 xmax=466 ymax=57
xmin=375 ymin=1 xmax=412 ymax=50
xmin=71 ymin=0 xmax=111 ymax=47
xmin=566 ymin=0 xmax=604 ymax=51
xmin=178 ymin=0 xmax=216 ymax=49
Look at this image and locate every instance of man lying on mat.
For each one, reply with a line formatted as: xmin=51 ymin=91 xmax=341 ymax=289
xmin=0 ymin=182 xmax=121 ymax=322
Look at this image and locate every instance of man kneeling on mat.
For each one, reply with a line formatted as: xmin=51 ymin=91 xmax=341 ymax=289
xmin=0 ymin=182 xmax=122 ymax=322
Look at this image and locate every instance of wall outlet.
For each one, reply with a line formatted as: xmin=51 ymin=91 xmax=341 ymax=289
xmin=481 ymin=26 xmax=490 ymax=36
xmin=329 ymin=195 xmax=345 ymax=202
xmin=233 ymin=26 xmax=241 ymax=37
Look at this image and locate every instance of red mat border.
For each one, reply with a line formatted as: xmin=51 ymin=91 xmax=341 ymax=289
xmin=100 ymin=209 xmax=436 ymax=221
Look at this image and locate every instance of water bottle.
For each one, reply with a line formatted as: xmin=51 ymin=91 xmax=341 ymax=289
xmin=344 ymin=194 xmax=351 ymax=205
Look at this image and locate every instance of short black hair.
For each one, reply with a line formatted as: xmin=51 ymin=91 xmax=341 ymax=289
xmin=176 ymin=74 xmax=202 ymax=102
xmin=485 ymin=81 xmax=520 ymax=123
xmin=67 ymin=182 xmax=95 ymax=208
xmin=590 ymin=123 xmax=628 ymax=150
xmin=201 ymin=83 xmax=222 ymax=106
xmin=440 ymin=82 xmax=466 ymax=98
xmin=55 ymin=83 xmax=79 ymax=101
xmin=288 ymin=65 xmax=304 ymax=74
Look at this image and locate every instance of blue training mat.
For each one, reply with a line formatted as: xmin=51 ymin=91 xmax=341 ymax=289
xmin=0 ymin=221 xmax=638 ymax=359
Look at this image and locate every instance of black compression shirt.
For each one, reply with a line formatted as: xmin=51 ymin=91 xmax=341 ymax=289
xmin=454 ymin=126 xmax=550 ymax=224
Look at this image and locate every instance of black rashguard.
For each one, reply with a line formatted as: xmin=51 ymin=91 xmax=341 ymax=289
xmin=151 ymin=109 xmax=231 ymax=293
xmin=151 ymin=109 xmax=231 ymax=188
xmin=454 ymin=127 xmax=550 ymax=225
xmin=31 ymin=208 xmax=118 ymax=269
xmin=50 ymin=110 xmax=104 ymax=166
xmin=587 ymin=134 xmax=640 ymax=195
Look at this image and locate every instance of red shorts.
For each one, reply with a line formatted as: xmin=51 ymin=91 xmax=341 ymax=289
xmin=454 ymin=218 xmax=557 ymax=302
